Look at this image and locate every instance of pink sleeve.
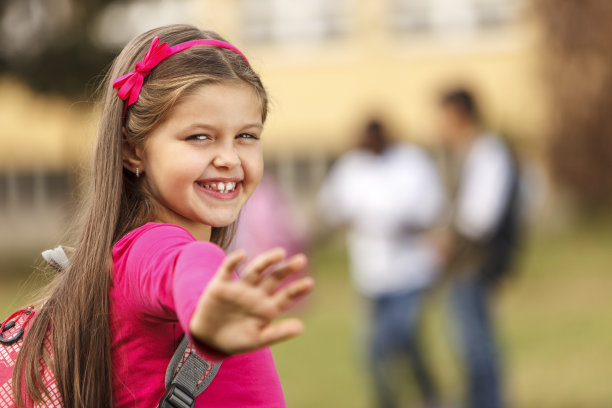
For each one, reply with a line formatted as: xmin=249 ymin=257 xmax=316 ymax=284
xmin=119 ymin=225 xmax=226 ymax=354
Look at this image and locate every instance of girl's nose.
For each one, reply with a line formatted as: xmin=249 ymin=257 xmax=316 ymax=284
xmin=212 ymin=142 xmax=241 ymax=169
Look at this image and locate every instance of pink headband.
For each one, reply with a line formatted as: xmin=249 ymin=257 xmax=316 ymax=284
xmin=113 ymin=36 xmax=249 ymax=108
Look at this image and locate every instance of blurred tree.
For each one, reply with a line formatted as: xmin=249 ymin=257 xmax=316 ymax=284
xmin=534 ymin=0 xmax=612 ymax=211
xmin=0 ymin=0 xmax=118 ymax=97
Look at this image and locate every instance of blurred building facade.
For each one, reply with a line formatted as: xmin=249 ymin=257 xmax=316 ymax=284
xmin=0 ymin=0 xmax=548 ymax=250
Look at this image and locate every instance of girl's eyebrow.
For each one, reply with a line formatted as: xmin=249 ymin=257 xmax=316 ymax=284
xmin=182 ymin=122 xmax=263 ymax=132
xmin=182 ymin=122 xmax=215 ymax=132
xmin=241 ymin=123 xmax=264 ymax=131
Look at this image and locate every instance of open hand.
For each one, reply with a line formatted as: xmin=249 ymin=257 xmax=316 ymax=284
xmin=189 ymin=248 xmax=314 ymax=355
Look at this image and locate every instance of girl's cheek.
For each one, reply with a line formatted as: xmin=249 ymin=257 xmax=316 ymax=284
xmin=247 ymin=158 xmax=264 ymax=184
xmin=239 ymin=147 xmax=260 ymax=170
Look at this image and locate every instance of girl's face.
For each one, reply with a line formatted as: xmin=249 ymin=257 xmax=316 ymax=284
xmin=137 ymin=82 xmax=264 ymax=240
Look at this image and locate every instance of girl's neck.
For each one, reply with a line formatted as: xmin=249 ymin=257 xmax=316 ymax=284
xmin=154 ymin=207 xmax=212 ymax=241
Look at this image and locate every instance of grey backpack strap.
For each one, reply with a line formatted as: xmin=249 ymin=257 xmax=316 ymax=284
xmin=157 ymin=336 xmax=222 ymax=408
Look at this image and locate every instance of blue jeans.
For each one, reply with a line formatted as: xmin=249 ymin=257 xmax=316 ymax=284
xmin=450 ymin=278 xmax=503 ymax=408
xmin=369 ymin=289 xmax=438 ymax=408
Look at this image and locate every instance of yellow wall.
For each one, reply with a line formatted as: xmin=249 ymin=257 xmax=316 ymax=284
xmin=244 ymin=24 xmax=547 ymax=156
xmin=0 ymin=78 xmax=96 ymax=171
xmin=204 ymin=0 xmax=549 ymax=155
xmin=0 ymin=1 xmax=549 ymax=168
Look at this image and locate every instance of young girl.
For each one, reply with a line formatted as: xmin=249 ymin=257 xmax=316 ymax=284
xmin=12 ymin=24 xmax=314 ymax=408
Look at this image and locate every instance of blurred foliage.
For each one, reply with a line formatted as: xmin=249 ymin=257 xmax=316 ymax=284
xmin=534 ymin=0 xmax=612 ymax=212
xmin=0 ymin=0 xmax=117 ymax=97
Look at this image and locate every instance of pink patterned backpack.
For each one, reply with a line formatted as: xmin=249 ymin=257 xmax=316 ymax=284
xmin=0 ymin=306 xmax=62 ymax=407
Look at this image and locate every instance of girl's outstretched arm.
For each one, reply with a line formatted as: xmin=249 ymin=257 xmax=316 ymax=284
xmin=189 ymin=248 xmax=314 ymax=355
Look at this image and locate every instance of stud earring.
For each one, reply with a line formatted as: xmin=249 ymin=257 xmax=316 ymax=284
xmin=135 ymin=167 xmax=140 ymax=178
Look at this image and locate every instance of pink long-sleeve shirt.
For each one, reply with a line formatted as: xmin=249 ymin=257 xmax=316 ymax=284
xmin=110 ymin=222 xmax=286 ymax=407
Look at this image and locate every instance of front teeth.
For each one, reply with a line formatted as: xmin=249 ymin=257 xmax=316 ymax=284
xmin=201 ymin=181 xmax=237 ymax=194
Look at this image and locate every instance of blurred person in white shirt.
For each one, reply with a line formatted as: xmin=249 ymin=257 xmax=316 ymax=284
xmin=318 ymin=119 xmax=445 ymax=408
xmin=437 ymin=89 xmax=522 ymax=408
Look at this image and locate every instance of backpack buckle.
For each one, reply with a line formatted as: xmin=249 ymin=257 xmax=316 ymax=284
xmin=0 ymin=320 xmax=24 ymax=345
xmin=0 ymin=307 xmax=33 ymax=346
xmin=158 ymin=383 xmax=195 ymax=408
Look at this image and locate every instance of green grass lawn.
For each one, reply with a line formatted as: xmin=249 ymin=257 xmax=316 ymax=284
xmin=274 ymin=220 xmax=612 ymax=408
xmin=2 ymin=220 xmax=611 ymax=407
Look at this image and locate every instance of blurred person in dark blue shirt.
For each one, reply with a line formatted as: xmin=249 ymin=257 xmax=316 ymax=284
xmin=437 ymin=88 xmax=522 ymax=408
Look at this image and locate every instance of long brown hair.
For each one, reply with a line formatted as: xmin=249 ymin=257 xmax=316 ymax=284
xmin=14 ymin=24 xmax=268 ymax=408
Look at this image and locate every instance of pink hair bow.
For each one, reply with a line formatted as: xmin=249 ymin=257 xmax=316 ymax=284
xmin=113 ymin=37 xmax=173 ymax=106
xmin=113 ymin=36 xmax=249 ymax=107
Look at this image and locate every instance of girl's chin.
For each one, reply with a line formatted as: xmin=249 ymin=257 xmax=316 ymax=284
xmin=207 ymin=222 xmax=236 ymax=228
xmin=201 ymin=216 xmax=239 ymax=229
xmin=195 ymin=204 xmax=243 ymax=227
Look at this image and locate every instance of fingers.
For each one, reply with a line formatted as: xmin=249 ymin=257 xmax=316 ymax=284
xmin=240 ymin=248 xmax=286 ymax=284
xmin=259 ymin=318 xmax=305 ymax=346
xmin=217 ymin=250 xmax=247 ymax=281
xmin=273 ymin=276 xmax=315 ymax=311
xmin=260 ymin=253 xmax=308 ymax=294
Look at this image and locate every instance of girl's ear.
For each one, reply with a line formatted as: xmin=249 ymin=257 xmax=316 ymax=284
xmin=122 ymin=128 xmax=144 ymax=174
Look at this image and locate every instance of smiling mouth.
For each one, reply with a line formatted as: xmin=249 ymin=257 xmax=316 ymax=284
xmin=196 ymin=181 xmax=239 ymax=194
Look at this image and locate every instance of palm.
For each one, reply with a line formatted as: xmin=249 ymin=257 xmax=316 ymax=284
xmin=189 ymin=249 xmax=313 ymax=354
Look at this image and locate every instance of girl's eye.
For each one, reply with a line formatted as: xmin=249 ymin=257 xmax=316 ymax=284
xmin=236 ymin=133 xmax=259 ymax=140
xmin=186 ymin=134 xmax=209 ymax=141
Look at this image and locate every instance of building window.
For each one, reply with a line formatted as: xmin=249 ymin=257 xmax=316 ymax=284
xmin=44 ymin=172 xmax=73 ymax=203
xmin=389 ymin=0 xmax=520 ymax=33
xmin=241 ymin=0 xmax=349 ymax=43
xmin=0 ymin=173 xmax=7 ymax=207
xmin=0 ymin=171 xmax=73 ymax=211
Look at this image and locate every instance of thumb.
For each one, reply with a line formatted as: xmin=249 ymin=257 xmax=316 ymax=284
xmin=216 ymin=250 xmax=247 ymax=281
